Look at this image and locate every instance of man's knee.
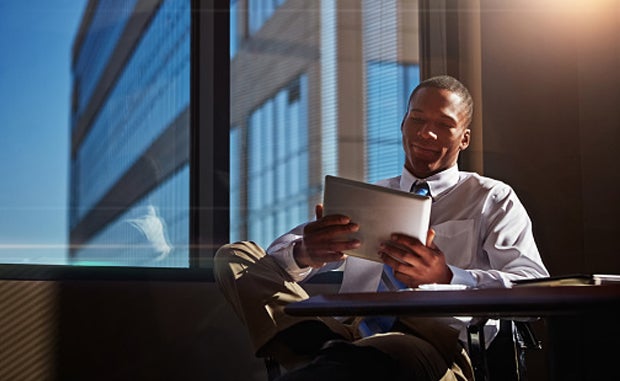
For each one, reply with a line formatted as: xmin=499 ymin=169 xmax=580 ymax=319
xmin=215 ymin=241 xmax=265 ymax=261
xmin=214 ymin=240 xmax=266 ymax=270
xmin=213 ymin=241 xmax=265 ymax=289
xmin=354 ymin=332 xmax=455 ymax=380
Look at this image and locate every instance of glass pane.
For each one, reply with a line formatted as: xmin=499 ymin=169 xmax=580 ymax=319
xmin=0 ymin=0 xmax=191 ymax=267
xmin=229 ymin=0 xmax=420 ymax=247
xmin=70 ymin=0 xmax=191 ymax=267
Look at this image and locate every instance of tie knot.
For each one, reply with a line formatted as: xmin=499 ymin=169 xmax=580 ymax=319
xmin=411 ymin=181 xmax=430 ymax=197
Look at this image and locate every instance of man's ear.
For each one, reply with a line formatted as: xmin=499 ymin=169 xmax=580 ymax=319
xmin=460 ymin=129 xmax=471 ymax=150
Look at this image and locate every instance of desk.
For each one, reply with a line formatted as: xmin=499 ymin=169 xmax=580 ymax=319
xmin=284 ymin=284 xmax=620 ymax=318
xmin=285 ymin=285 xmax=620 ymax=381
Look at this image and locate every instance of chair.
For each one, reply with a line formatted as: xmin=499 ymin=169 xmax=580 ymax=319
xmin=265 ymin=318 xmax=542 ymax=381
xmin=264 ymin=357 xmax=282 ymax=381
xmin=467 ymin=318 xmax=542 ymax=381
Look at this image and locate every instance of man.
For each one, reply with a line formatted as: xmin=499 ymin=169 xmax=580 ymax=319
xmin=214 ymin=75 xmax=549 ymax=380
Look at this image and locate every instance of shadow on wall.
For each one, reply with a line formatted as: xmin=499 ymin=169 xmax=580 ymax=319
xmin=55 ymin=280 xmax=267 ymax=380
xmin=0 ymin=278 xmax=267 ymax=381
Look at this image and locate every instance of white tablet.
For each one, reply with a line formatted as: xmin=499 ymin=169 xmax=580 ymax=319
xmin=322 ymin=175 xmax=432 ymax=263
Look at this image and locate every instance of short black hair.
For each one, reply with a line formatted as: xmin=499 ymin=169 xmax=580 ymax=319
xmin=407 ymin=75 xmax=474 ymax=128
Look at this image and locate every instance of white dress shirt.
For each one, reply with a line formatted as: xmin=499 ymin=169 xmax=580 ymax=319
xmin=267 ymin=165 xmax=549 ymax=288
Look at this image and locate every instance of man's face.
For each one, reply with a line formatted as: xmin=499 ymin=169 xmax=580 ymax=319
xmin=401 ymin=87 xmax=471 ymax=179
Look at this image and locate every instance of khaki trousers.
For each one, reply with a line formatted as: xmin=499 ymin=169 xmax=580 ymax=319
xmin=214 ymin=241 xmax=474 ymax=381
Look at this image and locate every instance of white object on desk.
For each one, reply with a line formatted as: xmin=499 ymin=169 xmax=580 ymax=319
xmin=418 ymin=283 xmax=469 ymax=291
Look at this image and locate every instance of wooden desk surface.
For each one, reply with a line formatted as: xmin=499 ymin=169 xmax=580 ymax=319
xmin=284 ymin=284 xmax=620 ymax=318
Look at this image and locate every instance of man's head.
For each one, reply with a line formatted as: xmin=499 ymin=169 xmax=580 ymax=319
xmin=401 ymin=75 xmax=473 ymax=179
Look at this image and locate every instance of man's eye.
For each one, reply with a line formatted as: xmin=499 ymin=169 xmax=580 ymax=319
xmin=411 ymin=117 xmax=425 ymax=123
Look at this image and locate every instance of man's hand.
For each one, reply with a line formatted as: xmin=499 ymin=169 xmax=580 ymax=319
xmin=294 ymin=204 xmax=361 ymax=268
xmin=379 ymin=229 xmax=453 ymax=288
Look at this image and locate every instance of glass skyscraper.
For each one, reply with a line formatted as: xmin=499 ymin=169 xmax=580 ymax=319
xmin=70 ymin=0 xmax=190 ymax=267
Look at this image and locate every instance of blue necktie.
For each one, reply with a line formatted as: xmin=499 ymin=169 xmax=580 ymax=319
xmin=359 ymin=181 xmax=432 ymax=336
xmin=410 ymin=181 xmax=430 ymax=197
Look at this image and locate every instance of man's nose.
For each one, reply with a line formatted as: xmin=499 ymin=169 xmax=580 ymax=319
xmin=417 ymin=123 xmax=437 ymax=139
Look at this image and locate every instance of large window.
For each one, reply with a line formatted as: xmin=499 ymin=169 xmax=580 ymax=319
xmin=69 ymin=0 xmax=191 ymax=267
xmin=0 ymin=0 xmax=420 ymax=268
xmin=0 ymin=0 xmax=194 ymax=268
xmin=230 ymin=0 xmax=420 ymax=247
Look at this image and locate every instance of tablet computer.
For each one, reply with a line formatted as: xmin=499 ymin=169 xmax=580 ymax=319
xmin=322 ymin=175 xmax=432 ymax=263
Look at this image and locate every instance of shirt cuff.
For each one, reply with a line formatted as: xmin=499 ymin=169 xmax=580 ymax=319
xmin=449 ymin=265 xmax=477 ymax=288
xmin=268 ymin=235 xmax=313 ymax=282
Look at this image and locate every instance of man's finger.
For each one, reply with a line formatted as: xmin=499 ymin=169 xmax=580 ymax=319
xmin=426 ymin=228 xmax=436 ymax=247
xmin=310 ymin=213 xmax=351 ymax=226
xmin=315 ymin=204 xmax=323 ymax=219
xmin=389 ymin=233 xmax=424 ymax=248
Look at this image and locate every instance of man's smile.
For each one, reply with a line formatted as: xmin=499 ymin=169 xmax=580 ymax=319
xmin=411 ymin=144 xmax=439 ymax=158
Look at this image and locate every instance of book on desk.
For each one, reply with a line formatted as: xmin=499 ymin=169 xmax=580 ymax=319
xmin=511 ymin=273 xmax=620 ymax=287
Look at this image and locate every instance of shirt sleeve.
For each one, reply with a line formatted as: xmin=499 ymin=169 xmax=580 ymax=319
xmin=266 ymin=223 xmax=345 ymax=282
xmin=471 ymin=186 xmax=549 ymax=288
xmin=266 ymin=231 xmax=314 ymax=282
xmin=448 ymin=265 xmax=477 ymax=287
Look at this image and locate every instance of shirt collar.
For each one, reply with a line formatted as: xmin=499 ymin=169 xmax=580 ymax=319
xmin=399 ymin=165 xmax=460 ymax=199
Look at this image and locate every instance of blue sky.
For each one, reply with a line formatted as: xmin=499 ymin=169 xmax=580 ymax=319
xmin=0 ymin=1 xmax=86 ymax=264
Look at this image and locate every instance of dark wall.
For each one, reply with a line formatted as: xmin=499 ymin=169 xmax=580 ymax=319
xmin=477 ymin=4 xmax=620 ymax=378
xmin=55 ymin=280 xmax=264 ymax=381
xmin=0 ymin=278 xmax=266 ymax=381
xmin=479 ymin=0 xmax=620 ymax=276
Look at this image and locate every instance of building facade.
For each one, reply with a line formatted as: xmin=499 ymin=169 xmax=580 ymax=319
xmin=230 ymin=0 xmax=421 ymax=248
xmin=70 ymin=0 xmax=190 ymax=267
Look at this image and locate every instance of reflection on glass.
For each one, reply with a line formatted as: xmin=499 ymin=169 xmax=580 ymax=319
xmin=72 ymin=167 xmax=189 ymax=267
xmin=127 ymin=205 xmax=173 ymax=261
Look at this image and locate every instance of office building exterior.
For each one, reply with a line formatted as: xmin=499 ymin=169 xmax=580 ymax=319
xmin=230 ymin=0 xmax=421 ymax=248
xmin=70 ymin=0 xmax=191 ymax=267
